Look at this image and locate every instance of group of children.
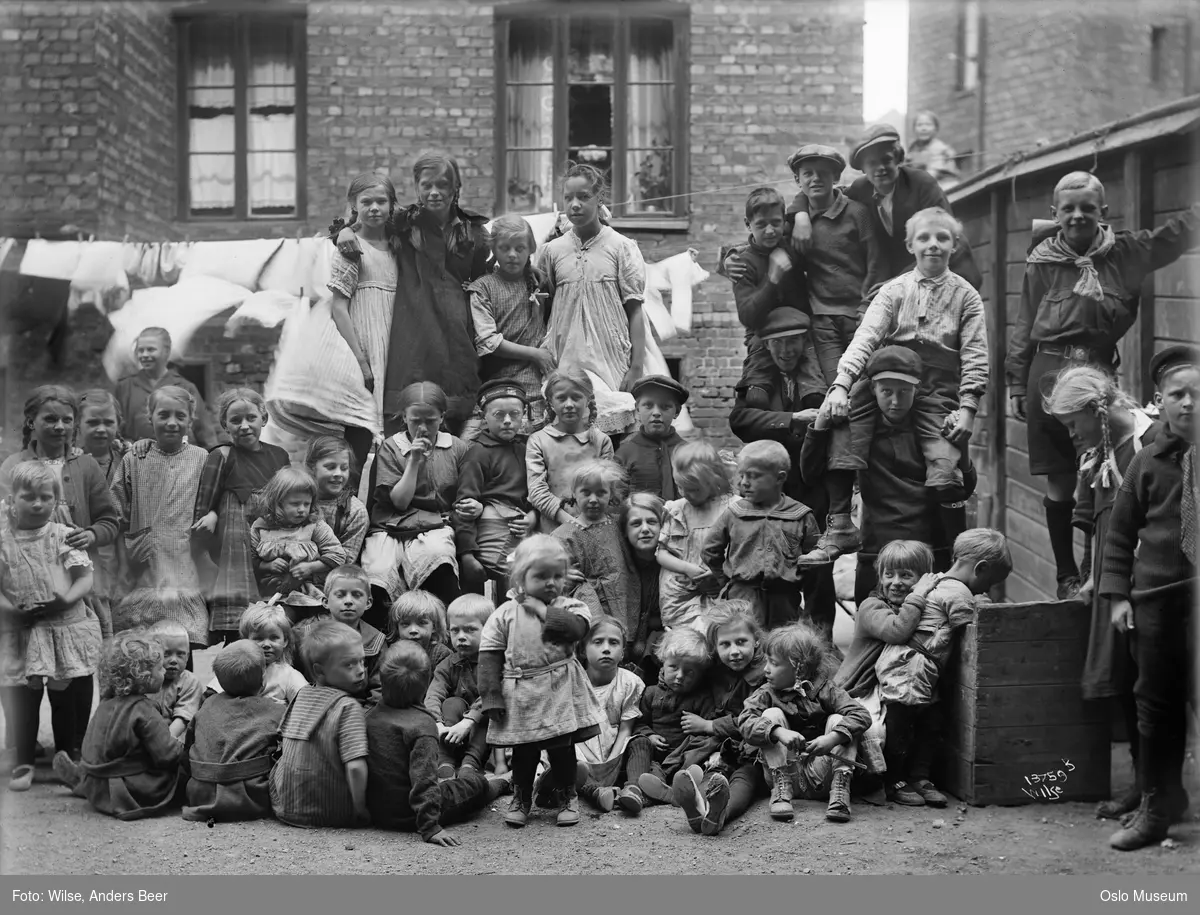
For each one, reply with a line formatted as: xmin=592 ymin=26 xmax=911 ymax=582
xmin=1 ymin=124 xmax=1195 ymax=854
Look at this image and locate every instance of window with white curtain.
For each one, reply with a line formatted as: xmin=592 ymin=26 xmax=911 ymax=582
xmin=496 ymin=2 xmax=689 ymax=221
xmin=176 ymin=11 xmax=306 ymax=220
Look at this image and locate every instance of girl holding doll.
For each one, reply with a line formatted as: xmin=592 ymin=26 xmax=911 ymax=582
xmin=192 ymin=388 xmax=291 ymax=645
xmin=478 ymin=535 xmax=603 ymax=828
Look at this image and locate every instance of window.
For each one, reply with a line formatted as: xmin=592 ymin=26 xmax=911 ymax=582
xmin=1150 ymin=26 xmax=1167 ymax=85
xmin=955 ymin=0 xmax=980 ymax=92
xmin=175 ymin=9 xmax=306 ymax=220
xmin=495 ymin=2 xmax=689 ymax=222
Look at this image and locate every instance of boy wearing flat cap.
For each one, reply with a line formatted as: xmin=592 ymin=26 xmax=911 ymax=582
xmin=786 ymin=144 xmax=887 ymax=387
xmin=789 ymin=124 xmax=981 ymax=291
xmin=719 ymin=186 xmax=811 ymax=408
xmin=456 ymin=380 xmax=537 ymax=586
xmin=616 ymin=374 xmax=690 ymax=499
xmin=1100 ymin=344 xmax=1198 ymax=852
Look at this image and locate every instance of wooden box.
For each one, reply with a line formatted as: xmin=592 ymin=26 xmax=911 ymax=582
xmin=940 ymin=600 xmax=1111 ymax=806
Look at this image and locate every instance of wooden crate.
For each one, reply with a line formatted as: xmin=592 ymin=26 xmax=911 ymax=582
xmin=940 ymin=600 xmax=1111 ymax=806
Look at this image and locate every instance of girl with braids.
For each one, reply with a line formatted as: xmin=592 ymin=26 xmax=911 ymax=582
xmin=468 ymin=214 xmax=555 ymax=427
xmin=326 ymin=173 xmax=399 ymax=463
xmin=0 ymin=386 xmax=119 ymax=602
xmin=333 ymin=155 xmax=490 ymax=437
xmin=1045 ymin=365 xmax=1159 ymax=821
xmin=537 ymin=164 xmax=648 ymax=415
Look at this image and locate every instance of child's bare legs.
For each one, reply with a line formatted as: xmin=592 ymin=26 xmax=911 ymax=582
xmin=491 ymin=747 xmax=509 ymax=776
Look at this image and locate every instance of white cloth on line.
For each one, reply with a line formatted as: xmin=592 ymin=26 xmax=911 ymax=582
xmin=178 ymin=239 xmax=285 ymax=290
xmin=67 ymin=241 xmax=129 ymax=314
xmin=102 ymin=276 xmax=251 ymax=382
xmin=19 ymin=239 xmax=82 ymax=281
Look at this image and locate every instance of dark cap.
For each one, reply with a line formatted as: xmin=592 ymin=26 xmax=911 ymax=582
xmin=1149 ymin=344 xmax=1200 ymax=387
xmin=477 ymin=379 xmax=529 ymax=407
xmin=849 ymin=123 xmax=903 ymax=171
xmin=758 ymin=307 xmax=811 ymax=340
xmin=787 ymin=144 xmax=847 ymax=177
xmin=866 ymin=345 xmax=923 ymax=386
xmin=631 ymin=374 xmax=689 ymax=405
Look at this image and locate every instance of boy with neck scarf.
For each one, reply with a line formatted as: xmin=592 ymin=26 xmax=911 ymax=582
xmin=1008 ymin=172 xmax=1199 ymax=599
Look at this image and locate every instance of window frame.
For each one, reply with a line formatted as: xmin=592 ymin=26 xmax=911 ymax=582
xmin=494 ymin=1 xmax=690 ymax=228
xmin=173 ymin=6 xmax=308 ymax=222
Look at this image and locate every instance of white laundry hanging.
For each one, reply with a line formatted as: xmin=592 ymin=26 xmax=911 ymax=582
xmin=19 ymin=239 xmax=83 ymax=281
xmin=67 ymin=241 xmax=129 ymax=314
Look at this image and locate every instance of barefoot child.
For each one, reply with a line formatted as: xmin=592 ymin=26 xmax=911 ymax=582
xmin=270 ymin=619 xmax=371 ymax=828
xmin=1 ymin=461 xmax=101 ymax=790
xmin=181 ymin=639 xmax=283 ymax=822
xmin=478 ymin=535 xmax=602 ymax=828
xmin=738 ymin=621 xmax=870 ymax=824
xmin=424 ymin=594 xmax=493 ymax=779
xmin=193 ymin=389 xmax=291 ymax=644
xmin=54 ymin=630 xmax=182 ymax=819
xmin=367 ymin=640 xmax=512 ymax=843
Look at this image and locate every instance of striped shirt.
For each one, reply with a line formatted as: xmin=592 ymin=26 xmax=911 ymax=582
xmin=834 ymin=267 xmax=989 ymax=413
xmin=269 ymin=685 xmax=368 ymax=828
xmin=468 ymin=271 xmax=548 ymax=400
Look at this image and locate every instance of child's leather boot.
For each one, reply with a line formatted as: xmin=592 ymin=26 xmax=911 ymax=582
xmin=826 ymin=768 xmax=852 ymax=823
xmin=505 ymin=784 xmax=532 ymax=828
xmin=798 ymin=513 xmax=860 ymax=566
xmin=556 ymin=785 xmax=581 ymax=826
xmin=768 ymin=767 xmax=795 ymax=821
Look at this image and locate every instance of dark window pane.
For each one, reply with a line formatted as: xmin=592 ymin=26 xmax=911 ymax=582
xmin=247 ymin=17 xmax=295 ymax=83
xmin=629 ymin=18 xmax=674 ymax=82
xmin=187 ymin=17 xmax=235 ymax=88
xmin=568 ymin=84 xmax=612 ymax=148
xmin=569 ymin=18 xmax=613 ymax=83
xmin=509 ymin=18 xmax=554 ymax=83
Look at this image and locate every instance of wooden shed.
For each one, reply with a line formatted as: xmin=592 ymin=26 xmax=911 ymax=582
xmin=947 ymin=96 xmax=1200 ymax=603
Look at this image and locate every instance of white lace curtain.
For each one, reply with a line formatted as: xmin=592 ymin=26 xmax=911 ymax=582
xmin=188 ymin=29 xmax=296 ymax=215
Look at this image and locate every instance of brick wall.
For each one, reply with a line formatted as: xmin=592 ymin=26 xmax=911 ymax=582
xmin=908 ymin=0 xmax=1200 ymax=177
xmin=2 ymin=0 xmax=865 ymax=454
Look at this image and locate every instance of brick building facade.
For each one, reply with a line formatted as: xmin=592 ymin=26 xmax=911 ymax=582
xmin=906 ymin=0 xmax=1199 ymax=180
xmin=0 ymin=0 xmax=865 ymax=452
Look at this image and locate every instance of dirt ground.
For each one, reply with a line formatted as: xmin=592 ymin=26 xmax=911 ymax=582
xmin=3 ymin=643 xmax=1199 ymax=876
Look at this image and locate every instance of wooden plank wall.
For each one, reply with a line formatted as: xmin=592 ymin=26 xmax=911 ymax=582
xmin=956 ymin=127 xmax=1200 ymax=603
